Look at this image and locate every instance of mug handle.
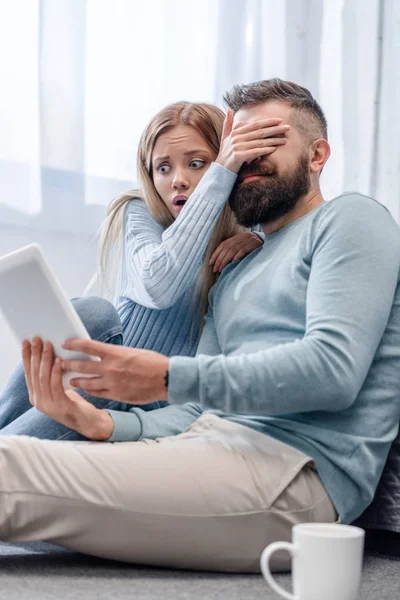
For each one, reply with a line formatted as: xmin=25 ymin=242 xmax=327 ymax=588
xmin=260 ymin=541 xmax=297 ymax=600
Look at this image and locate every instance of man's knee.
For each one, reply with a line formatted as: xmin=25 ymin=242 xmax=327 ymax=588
xmin=71 ymin=297 xmax=122 ymax=343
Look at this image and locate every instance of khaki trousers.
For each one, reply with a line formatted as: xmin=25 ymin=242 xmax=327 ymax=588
xmin=0 ymin=414 xmax=336 ymax=572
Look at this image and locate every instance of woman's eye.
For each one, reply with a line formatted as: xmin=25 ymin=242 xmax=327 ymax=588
xmin=157 ymin=164 xmax=171 ymax=174
xmin=190 ymin=160 xmax=206 ymax=169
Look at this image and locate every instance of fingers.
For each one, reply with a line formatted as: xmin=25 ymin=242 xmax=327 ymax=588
xmin=209 ymin=244 xmax=225 ymax=267
xmin=60 ymin=358 xmax=103 ymax=375
xmin=209 ymin=237 xmax=239 ymax=269
xmin=241 ymin=123 xmax=290 ymax=142
xmin=39 ymin=341 xmax=54 ymax=401
xmin=69 ymin=376 xmax=108 ymax=395
xmin=31 ymin=337 xmax=43 ymax=400
xmin=216 ymin=115 xmax=290 ymax=175
xmin=233 ymin=117 xmax=284 ymax=135
xmin=209 ymin=252 xmax=217 ymax=266
xmin=213 ymin=243 xmax=243 ymax=272
xmin=62 ymin=338 xmax=108 ymax=359
xmin=241 ymin=146 xmax=281 ymax=162
xmin=221 ymin=108 xmax=234 ymax=142
xmin=232 ymin=244 xmax=259 ymax=261
xmin=236 ymin=137 xmax=287 ymax=152
xmin=211 ymin=234 xmax=263 ymax=272
xmin=214 ymin=250 xmax=238 ymax=272
xmin=226 ymin=136 xmax=286 ymax=172
xmin=22 ymin=340 xmax=34 ymax=402
xmin=50 ymin=358 xmax=65 ymax=397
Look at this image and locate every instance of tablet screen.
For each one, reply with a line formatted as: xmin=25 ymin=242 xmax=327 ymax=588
xmin=0 ymin=254 xmax=87 ymax=359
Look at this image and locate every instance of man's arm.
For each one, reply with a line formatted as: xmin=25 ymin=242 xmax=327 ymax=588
xmin=104 ymin=402 xmax=203 ymax=442
xmin=62 ymin=197 xmax=400 ymax=415
xmin=21 ymin=337 xmax=203 ymax=442
xmin=168 ymin=196 xmax=400 ymax=414
xmin=59 ymin=285 xmax=222 ymax=414
xmin=196 ymin=303 xmax=222 ymax=356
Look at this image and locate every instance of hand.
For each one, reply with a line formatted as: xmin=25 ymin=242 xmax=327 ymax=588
xmin=209 ymin=232 xmax=263 ymax=273
xmin=60 ymin=339 xmax=170 ymax=406
xmin=215 ymin=108 xmax=290 ymax=173
xmin=22 ymin=338 xmax=114 ymax=440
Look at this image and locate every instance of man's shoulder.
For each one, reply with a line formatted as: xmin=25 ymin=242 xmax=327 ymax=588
xmin=307 ymin=191 xmax=400 ymax=258
xmin=324 ymin=191 xmax=390 ymax=214
xmin=313 ymin=192 xmax=397 ymax=232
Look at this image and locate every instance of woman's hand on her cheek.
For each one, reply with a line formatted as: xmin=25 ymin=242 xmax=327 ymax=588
xmin=209 ymin=231 xmax=263 ymax=273
xmin=21 ymin=338 xmax=114 ymax=440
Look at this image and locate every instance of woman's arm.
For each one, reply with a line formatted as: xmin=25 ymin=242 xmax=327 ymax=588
xmin=119 ymin=163 xmax=237 ymax=309
xmin=119 ymin=114 xmax=288 ymax=309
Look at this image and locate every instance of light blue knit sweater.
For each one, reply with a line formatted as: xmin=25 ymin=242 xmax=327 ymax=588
xmin=114 ymin=162 xmax=237 ymax=357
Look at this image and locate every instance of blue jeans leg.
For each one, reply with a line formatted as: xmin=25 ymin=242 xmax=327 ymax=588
xmin=0 ymin=296 xmax=149 ymax=440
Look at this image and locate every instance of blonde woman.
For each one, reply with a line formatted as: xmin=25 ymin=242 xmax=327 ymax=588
xmin=0 ymin=101 xmax=288 ymax=442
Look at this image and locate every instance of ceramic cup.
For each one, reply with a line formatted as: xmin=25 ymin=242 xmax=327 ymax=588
xmin=260 ymin=523 xmax=365 ymax=600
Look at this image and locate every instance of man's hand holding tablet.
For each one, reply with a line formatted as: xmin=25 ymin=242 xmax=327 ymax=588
xmin=61 ymin=337 xmax=170 ymax=407
xmin=22 ymin=337 xmax=115 ymax=440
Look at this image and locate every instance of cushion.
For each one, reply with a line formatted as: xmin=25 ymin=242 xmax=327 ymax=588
xmin=354 ymin=426 xmax=400 ymax=555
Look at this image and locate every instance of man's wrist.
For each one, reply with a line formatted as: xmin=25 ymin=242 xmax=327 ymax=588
xmin=157 ymin=356 xmax=170 ymax=400
xmin=164 ymin=368 xmax=169 ymax=389
xmin=88 ymin=409 xmax=115 ymax=441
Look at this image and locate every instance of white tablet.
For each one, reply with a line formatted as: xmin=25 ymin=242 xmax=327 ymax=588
xmin=0 ymin=243 xmax=99 ymax=389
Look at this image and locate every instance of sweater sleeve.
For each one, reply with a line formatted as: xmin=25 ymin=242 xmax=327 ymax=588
xmin=167 ymin=196 xmax=400 ymax=415
xmin=105 ymin=402 xmax=203 ymax=442
xmin=118 ymin=162 xmax=237 ymax=309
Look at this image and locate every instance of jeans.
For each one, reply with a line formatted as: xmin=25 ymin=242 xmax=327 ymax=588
xmin=0 ymin=296 xmax=166 ymax=441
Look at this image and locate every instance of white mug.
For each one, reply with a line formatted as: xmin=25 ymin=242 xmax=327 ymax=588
xmin=260 ymin=523 xmax=365 ymax=600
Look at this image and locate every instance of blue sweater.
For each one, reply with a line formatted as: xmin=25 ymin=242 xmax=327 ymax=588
xmin=169 ymin=193 xmax=400 ymax=524
xmin=107 ymin=167 xmax=400 ymax=524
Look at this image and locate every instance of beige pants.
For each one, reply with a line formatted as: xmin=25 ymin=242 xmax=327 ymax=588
xmin=0 ymin=414 xmax=336 ymax=573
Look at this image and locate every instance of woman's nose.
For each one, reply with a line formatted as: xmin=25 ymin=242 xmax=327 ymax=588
xmin=172 ymin=169 xmax=190 ymax=190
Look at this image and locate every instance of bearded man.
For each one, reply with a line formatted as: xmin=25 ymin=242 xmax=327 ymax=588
xmin=2 ymin=79 xmax=400 ymax=574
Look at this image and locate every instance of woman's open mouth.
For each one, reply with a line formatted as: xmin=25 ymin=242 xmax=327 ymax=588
xmin=172 ymin=195 xmax=188 ymax=208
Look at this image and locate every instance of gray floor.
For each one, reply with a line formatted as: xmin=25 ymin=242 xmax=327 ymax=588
xmin=0 ymin=543 xmax=399 ymax=599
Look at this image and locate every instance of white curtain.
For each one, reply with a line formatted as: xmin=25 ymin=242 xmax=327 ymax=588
xmin=215 ymin=0 xmax=400 ymax=219
xmin=1 ymin=0 xmax=399 ymax=230
xmin=0 ymin=0 xmax=399 ymax=383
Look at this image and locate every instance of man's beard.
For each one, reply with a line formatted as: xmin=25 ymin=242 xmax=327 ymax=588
xmin=228 ymin=153 xmax=311 ymax=228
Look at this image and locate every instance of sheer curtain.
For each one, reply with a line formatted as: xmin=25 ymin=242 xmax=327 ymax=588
xmin=215 ymin=0 xmax=400 ymax=217
xmin=0 ymin=0 xmax=399 ymax=384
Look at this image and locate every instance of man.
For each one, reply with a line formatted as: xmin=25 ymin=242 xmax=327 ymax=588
xmin=3 ymin=79 xmax=400 ymax=573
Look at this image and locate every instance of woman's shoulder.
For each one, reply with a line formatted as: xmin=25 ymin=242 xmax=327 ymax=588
xmin=124 ymin=195 xmax=152 ymax=218
xmin=123 ymin=196 xmax=165 ymax=237
xmin=125 ymin=194 xmax=145 ymax=210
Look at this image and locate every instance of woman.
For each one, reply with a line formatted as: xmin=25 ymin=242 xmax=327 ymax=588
xmin=0 ymin=101 xmax=287 ymax=441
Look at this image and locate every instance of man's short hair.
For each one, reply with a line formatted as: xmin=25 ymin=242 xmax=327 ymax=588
xmin=223 ymin=78 xmax=328 ymax=142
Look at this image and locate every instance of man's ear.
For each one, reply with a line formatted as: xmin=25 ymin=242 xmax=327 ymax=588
xmin=309 ymin=139 xmax=330 ymax=174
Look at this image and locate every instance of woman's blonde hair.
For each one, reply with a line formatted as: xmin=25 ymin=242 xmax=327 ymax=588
xmin=97 ymin=101 xmax=243 ymax=331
